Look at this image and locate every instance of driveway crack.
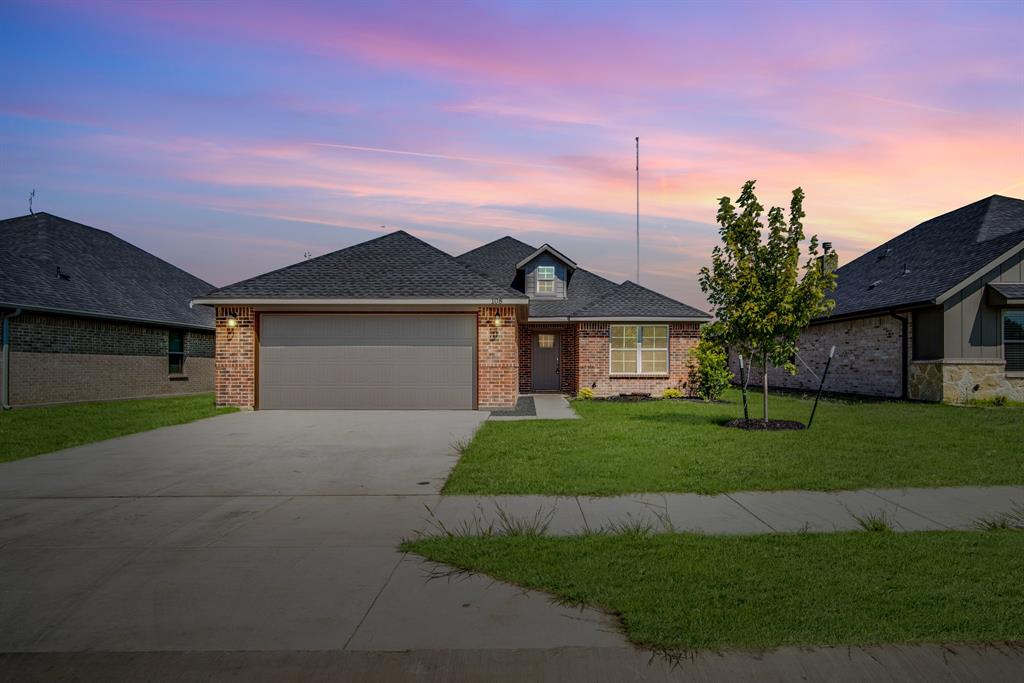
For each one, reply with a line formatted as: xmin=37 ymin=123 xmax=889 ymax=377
xmin=343 ymin=551 xmax=406 ymax=650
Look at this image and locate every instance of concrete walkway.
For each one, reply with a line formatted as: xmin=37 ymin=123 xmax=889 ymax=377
xmin=489 ymin=394 xmax=579 ymax=421
xmin=428 ymin=485 xmax=1024 ymax=535
xmin=3 ymin=642 xmax=1023 ymax=682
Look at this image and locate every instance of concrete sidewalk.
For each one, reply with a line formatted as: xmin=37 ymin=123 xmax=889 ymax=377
xmin=3 ymin=642 xmax=1023 ymax=682
xmin=427 ymin=485 xmax=1024 ymax=535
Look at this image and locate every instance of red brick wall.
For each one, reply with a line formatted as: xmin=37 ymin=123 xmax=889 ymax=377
xmin=517 ymin=323 xmax=578 ymax=393
xmin=577 ymin=322 xmax=701 ymax=397
xmin=477 ymin=306 xmax=518 ymax=408
xmin=215 ymin=306 xmax=255 ymax=408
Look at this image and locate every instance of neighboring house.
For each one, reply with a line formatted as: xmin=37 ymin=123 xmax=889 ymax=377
xmin=193 ymin=231 xmax=710 ymax=410
xmin=738 ymin=195 xmax=1024 ymax=403
xmin=0 ymin=213 xmax=216 ymax=408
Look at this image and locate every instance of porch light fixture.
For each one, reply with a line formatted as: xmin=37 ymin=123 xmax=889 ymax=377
xmin=493 ymin=315 xmax=503 ymax=327
xmin=226 ymin=314 xmax=238 ymax=329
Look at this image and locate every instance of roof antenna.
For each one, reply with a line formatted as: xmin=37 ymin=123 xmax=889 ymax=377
xmin=635 ymin=136 xmax=640 ymax=284
xmin=28 ymin=189 xmax=35 ymax=215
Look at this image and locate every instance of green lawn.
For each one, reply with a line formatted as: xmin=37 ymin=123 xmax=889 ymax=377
xmin=446 ymin=390 xmax=1024 ymax=495
xmin=403 ymin=530 xmax=1024 ymax=650
xmin=0 ymin=393 xmax=236 ymax=463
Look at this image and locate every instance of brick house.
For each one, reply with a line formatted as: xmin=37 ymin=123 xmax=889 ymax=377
xmin=194 ymin=232 xmax=710 ymax=410
xmin=735 ymin=194 xmax=1024 ymax=403
xmin=0 ymin=213 xmax=216 ymax=408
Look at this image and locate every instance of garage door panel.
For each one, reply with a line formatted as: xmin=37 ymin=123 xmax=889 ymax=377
xmin=259 ymin=314 xmax=475 ymax=409
xmin=262 ymin=386 xmax=473 ymax=411
xmin=260 ymin=355 xmax=473 ymax=387
xmin=264 ymin=315 xmax=474 ymax=346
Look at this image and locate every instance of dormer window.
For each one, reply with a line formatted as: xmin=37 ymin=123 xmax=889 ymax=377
xmin=536 ymin=266 xmax=555 ymax=293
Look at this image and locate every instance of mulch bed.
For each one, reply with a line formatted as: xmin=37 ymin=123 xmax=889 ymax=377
xmin=488 ymin=396 xmax=537 ymax=417
xmin=592 ymin=393 xmax=725 ymax=403
xmin=724 ymin=418 xmax=806 ymax=431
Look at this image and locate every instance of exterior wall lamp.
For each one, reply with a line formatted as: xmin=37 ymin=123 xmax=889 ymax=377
xmin=493 ymin=314 xmax=503 ymax=328
xmin=226 ymin=314 xmax=238 ymax=329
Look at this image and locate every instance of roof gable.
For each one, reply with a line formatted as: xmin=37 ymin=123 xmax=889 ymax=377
xmin=829 ymin=195 xmax=1024 ymax=318
xmin=199 ymin=230 xmax=524 ymax=301
xmin=0 ymin=213 xmax=214 ymax=329
xmin=515 ymin=244 xmax=577 ymax=271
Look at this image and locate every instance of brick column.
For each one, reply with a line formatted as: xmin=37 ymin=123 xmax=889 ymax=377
xmin=215 ymin=306 xmax=255 ymax=408
xmin=477 ymin=306 xmax=518 ymax=408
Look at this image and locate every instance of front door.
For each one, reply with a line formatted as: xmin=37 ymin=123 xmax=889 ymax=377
xmin=531 ymin=332 xmax=560 ymax=391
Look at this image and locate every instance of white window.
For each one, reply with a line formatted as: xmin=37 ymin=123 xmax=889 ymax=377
xmin=610 ymin=325 xmax=668 ymax=375
xmin=1005 ymin=310 xmax=1024 ymax=372
xmin=536 ymin=265 xmax=555 ymax=294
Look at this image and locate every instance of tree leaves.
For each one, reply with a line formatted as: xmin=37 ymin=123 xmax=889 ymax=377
xmin=698 ymin=181 xmax=837 ymax=419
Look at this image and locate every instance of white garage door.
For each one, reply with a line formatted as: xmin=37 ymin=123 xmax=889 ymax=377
xmin=259 ymin=314 xmax=475 ymax=409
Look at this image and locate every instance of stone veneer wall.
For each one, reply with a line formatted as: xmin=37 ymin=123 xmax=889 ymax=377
xmin=908 ymin=362 xmax=943 ymax=402
xmin=912 ymin=360 xmax=1024 ymax=404
xmin=729 ymin=314 xmax=909 ymax=399
xmin=517 ymin=323 xmax=579 ymax=394
xmin=477 ymin=306 xmax=519 ymax=408
xmin=577 ymin=322 xmax=701 ymax=397
xmin=214 ymin=306 xmax=256 ymax=408
xmin=4 ymin=311 xmax=213 ymax=407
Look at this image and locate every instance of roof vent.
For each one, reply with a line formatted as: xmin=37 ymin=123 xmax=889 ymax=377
xmin=878 ymin=247 xmax=892 ymax=261
xmin=822 ymin=242 xmax=833 ymax=254
xmin=901 ymin=263 xmax=911 ymax=277
xmin=868 ymin=279 xmax=883 ymax=290
xmin=56 ymin=267 xmax=71 ymax=281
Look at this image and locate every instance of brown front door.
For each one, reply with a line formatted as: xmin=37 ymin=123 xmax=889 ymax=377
xmin=531 ymin=332 xmax=560 ymax=391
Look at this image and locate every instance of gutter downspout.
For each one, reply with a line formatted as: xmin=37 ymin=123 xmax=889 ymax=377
xmin=888 ymin=311 xmax=909 ymax=400
xmin=2 ymin=308 xmax=23 ymax=410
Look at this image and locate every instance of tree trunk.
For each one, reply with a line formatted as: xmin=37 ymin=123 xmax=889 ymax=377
xmin=740 ymin=355 xmax=749 ymax=420
xmin=762 ymin=350 xmax=769 ymax=422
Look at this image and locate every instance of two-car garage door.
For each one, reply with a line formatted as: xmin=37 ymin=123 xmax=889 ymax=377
xmin=258 ymin=314 xmax=475 ymax=409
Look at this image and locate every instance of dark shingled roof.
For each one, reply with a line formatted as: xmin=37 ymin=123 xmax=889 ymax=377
xmin=573 ymin=281 xmax=710 ymax=319
xmin=829 ymin=195 xmax=1024 ymax=318
xmin=200 ymin=230 xmax=523 ymax=301
xmin=1 ymin=213 xmax=214 ymax=329
xmin=457 ymin=236 xmax=710 ymax=319
xmin=989 ymin=282 xmax=1024 ymax=300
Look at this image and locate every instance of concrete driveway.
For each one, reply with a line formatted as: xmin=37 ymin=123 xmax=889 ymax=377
xmin=0 ymin=410 xmax=622 ymax=654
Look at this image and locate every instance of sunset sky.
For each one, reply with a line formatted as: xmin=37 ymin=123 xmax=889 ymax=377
xmin=1 ymin=1 xmax=1021 ymax=308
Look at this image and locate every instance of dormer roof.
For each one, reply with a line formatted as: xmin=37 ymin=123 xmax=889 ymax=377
xmin=515 ymin=244 xmax=577 ymax=271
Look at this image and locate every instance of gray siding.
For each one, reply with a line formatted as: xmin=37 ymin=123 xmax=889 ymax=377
xmin=258 ymin=313 xmax=475 ymax=410
xmin=942 ymin=249 xmax=1024 ymax=359
xmin=913 ymin=306 xmax=943 ymax=360
xmin=523 ymin=253 xmax=568 ymax=299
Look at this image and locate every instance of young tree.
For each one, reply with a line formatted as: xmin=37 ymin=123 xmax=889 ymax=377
xmin=698 ymin=180 xmax=837 ymax=422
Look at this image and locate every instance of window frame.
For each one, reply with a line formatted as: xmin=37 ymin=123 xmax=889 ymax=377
xmin=1005 ymin=309 xmax=1024 ymax=372
xmin=535 ymin=265 xmax=555 ymax=294
xmin=609 ymin=324 xmax=669 ymax=376
xmin=168 ymin=329 xmax=186 ymax=375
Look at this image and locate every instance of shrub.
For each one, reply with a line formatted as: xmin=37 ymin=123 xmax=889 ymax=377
xmin=577 ymin=387 xmax=595 ymax=400
xmin=663 ymin=388 xmax=683 ymax=399
xmin=690 ymin=338 xmax=732 ymax=402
